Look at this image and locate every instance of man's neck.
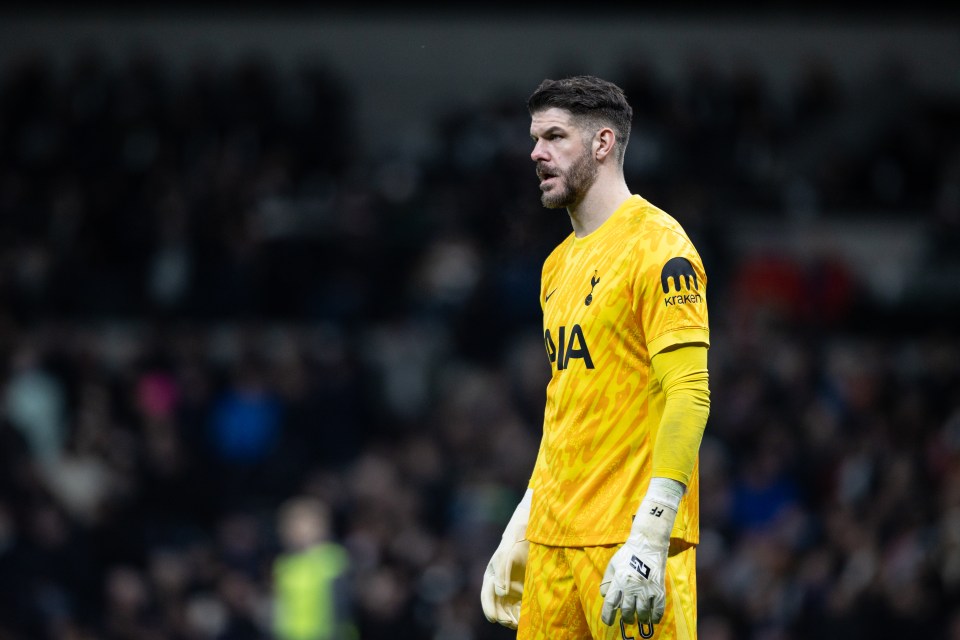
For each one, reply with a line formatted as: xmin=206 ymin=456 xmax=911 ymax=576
xmin=568 ymin=178 xmax=633 ymax=238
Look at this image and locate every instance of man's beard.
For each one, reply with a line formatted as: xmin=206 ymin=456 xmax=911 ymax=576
xmin=540 ymin=149 xmax=599 ymax=210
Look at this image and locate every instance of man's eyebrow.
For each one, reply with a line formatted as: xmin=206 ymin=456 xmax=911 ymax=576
xmin=531 ymin=126 xmax=566 ymax=140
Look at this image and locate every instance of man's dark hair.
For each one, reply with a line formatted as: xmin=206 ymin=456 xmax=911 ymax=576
xmin=527 ymin=75 xmax=633 ymax=164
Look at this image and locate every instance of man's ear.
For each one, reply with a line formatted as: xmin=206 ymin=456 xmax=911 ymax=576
xmin=595 ymin=127 xmax=616 ymax=161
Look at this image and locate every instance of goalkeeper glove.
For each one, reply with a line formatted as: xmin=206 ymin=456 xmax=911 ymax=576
xmin=481 ymin=488 xmax=532 ymax=629
xmin=600 ymin=478 xmax=684 ymax=627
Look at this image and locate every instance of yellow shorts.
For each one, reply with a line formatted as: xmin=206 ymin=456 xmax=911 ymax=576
xmin=517 ymin=541 xmax=697 ymax=640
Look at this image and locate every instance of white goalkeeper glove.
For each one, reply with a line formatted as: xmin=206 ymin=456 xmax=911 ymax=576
xmin=600 ymin=478 xmax=684 ymax=628
xmin=481 ymin=488 xmax=532 ymax=629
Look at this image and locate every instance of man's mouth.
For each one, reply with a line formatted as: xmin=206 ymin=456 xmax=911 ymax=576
xmin=538 ymin=167 xmax=558 ymax=185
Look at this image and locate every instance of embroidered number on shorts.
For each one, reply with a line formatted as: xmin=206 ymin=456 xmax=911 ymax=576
xmin=620 ymin=619 xmax=655 ymax=639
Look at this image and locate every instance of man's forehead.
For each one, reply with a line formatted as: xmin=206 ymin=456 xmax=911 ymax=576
xmin=530 ymin=107 xmax=576 ymax=134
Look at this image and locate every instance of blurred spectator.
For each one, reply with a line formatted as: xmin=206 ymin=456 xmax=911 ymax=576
xmin=272 ymin=496 xmax=352 ymax=640
xmin=208 ymin=358 xmax=285 ymax=507
xmin=3 ymin=345 xmax=67 ymax=465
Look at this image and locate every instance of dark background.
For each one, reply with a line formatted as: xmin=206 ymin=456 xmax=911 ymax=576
xmin=0 ymin=5 xmax=958 ymax=640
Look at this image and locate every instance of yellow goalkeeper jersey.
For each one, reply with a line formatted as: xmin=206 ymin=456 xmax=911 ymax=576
xmin=527 ymin=195 xmax=709 ymax=547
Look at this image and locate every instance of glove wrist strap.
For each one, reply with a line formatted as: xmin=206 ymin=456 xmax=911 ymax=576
xmin=629 ymin=478 xmax=683 ymax=545
xmin=645 ymin=477 xmax=684 ymax=511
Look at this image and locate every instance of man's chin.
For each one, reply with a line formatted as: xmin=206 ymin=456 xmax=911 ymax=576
xmin=540 ymin=189 xmax=569 ymax=209
xmin=542 ymin=194 xmax=573 ymax=210
xmin=540 ymin=189 xmax=567 ymax=209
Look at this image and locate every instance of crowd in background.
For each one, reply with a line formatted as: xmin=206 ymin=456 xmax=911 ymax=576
xmin=0 ymin=37 xmax=959 ymax=640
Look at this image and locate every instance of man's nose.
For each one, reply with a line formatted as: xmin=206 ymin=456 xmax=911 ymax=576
xmin=531 ymin=141 xmax=548 ymax=162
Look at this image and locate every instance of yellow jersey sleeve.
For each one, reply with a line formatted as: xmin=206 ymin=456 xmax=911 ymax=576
xmin=636 ymin=236 xmax=710 ymax=357
xmin=650 ymin=345 xmax=710 ymax=486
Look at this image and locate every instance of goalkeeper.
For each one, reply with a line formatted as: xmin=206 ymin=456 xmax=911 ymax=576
xmin=481 ymin=75 xmax=711 ymax=640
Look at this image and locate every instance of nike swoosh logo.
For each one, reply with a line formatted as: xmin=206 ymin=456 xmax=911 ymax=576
xmin=545 ymin=288 xmax=558 ymax=302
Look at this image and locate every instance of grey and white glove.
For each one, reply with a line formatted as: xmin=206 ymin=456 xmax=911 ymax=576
xmin=600 ymin=478 xmax=684 ymax=627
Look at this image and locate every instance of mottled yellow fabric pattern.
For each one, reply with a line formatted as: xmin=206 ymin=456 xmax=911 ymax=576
xmin=518 ymin=541 xmax=697 ymax=640
xmin=528 ymin=195 xmax=709 ymax=547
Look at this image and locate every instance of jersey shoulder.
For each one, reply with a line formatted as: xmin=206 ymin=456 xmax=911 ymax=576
xmin=623 ymin=197 xmax=693 ymax=243
xmin=623 ymin=197 xmax=702 ymax=262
